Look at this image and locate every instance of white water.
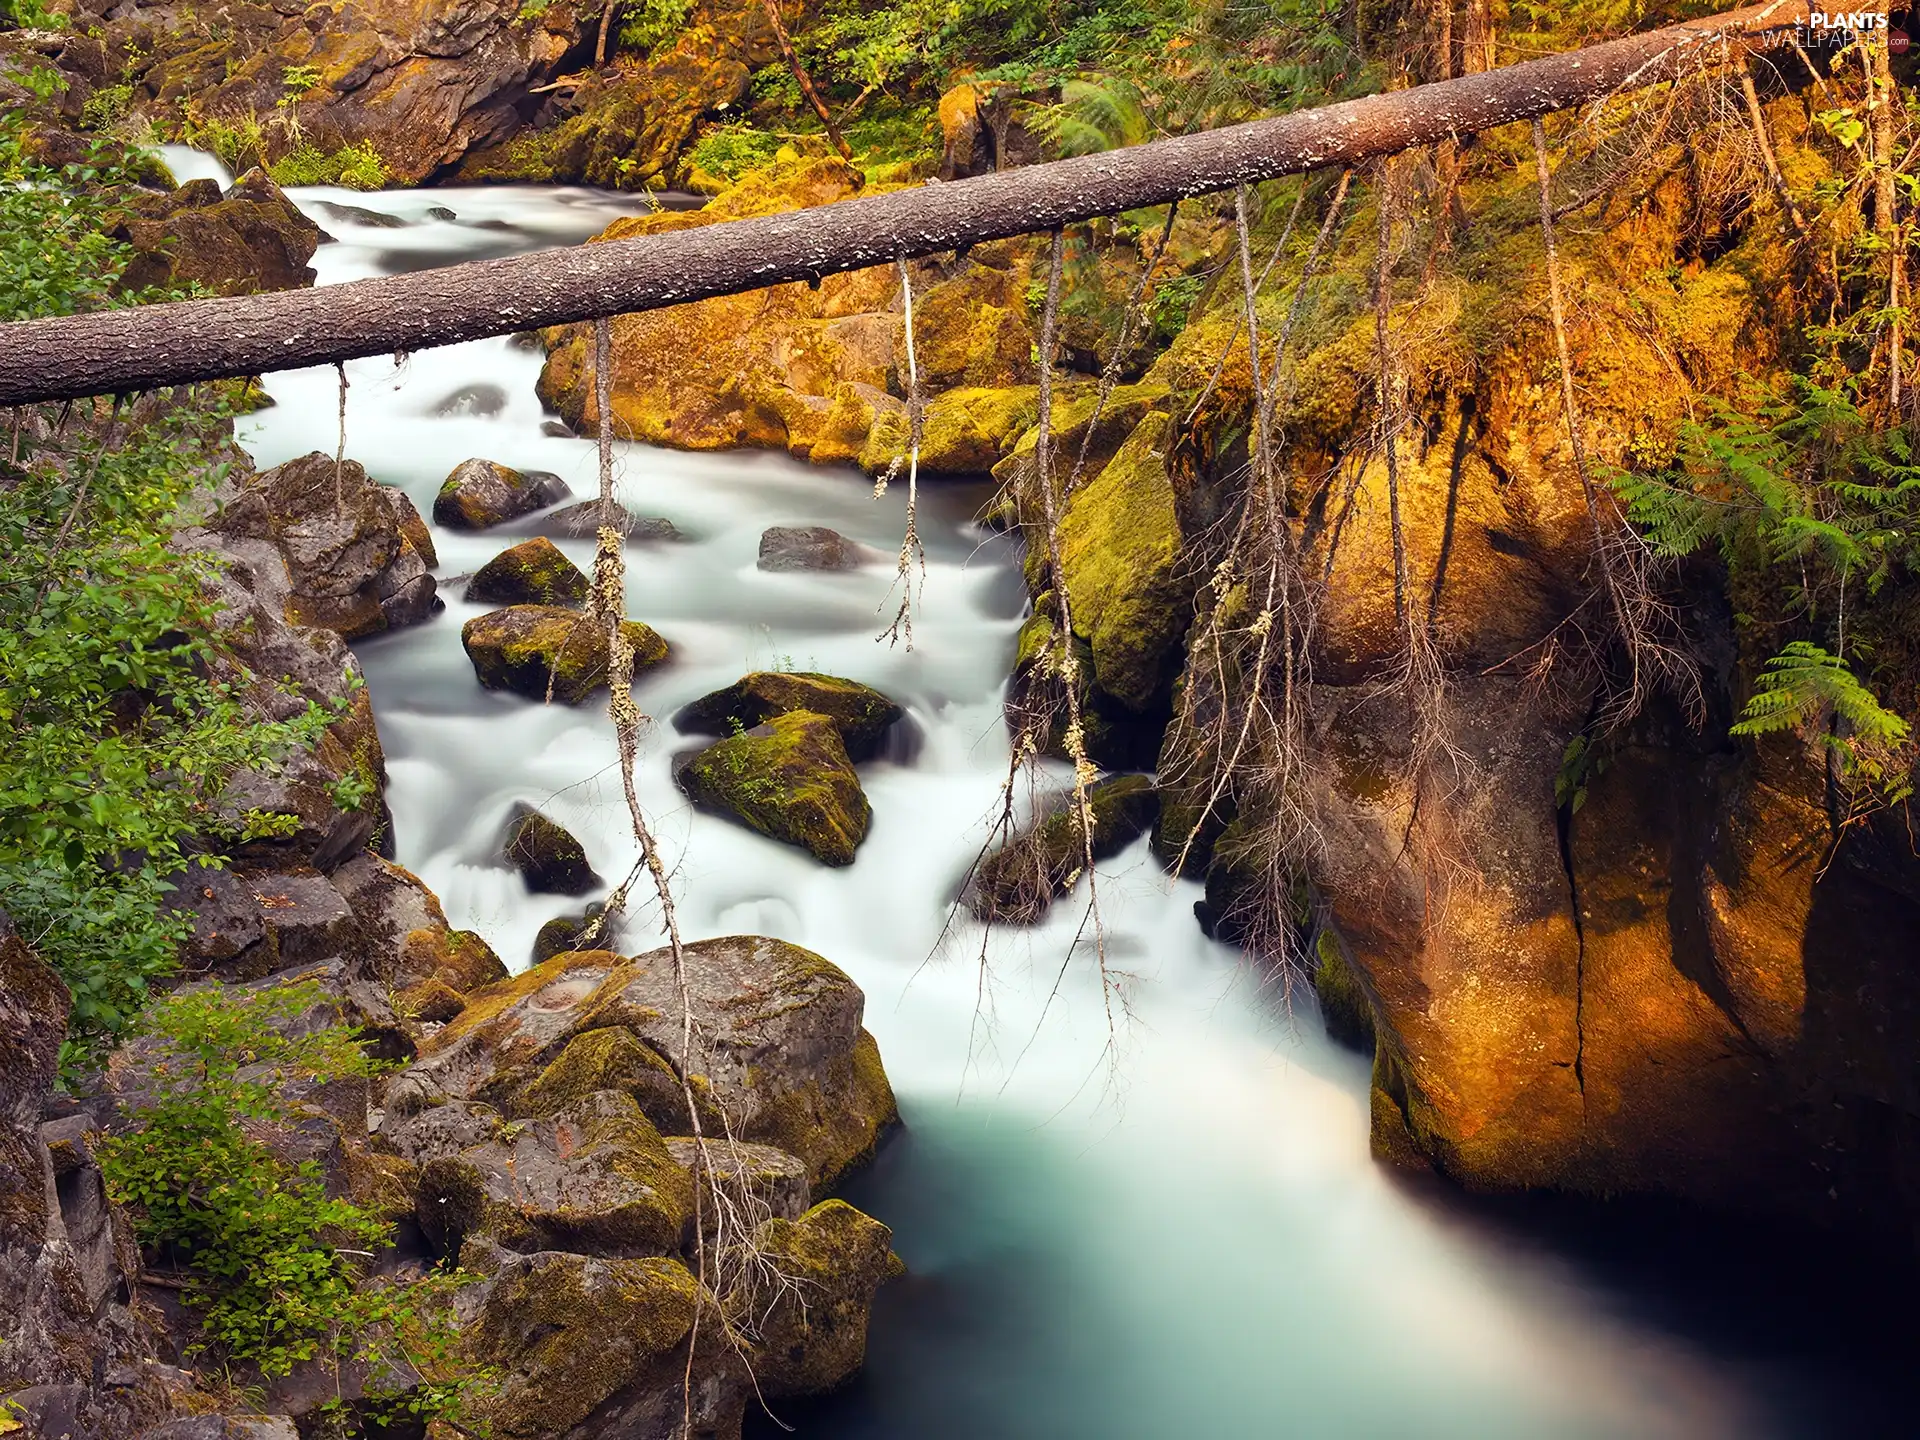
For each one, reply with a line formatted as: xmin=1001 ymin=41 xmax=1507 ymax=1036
xmin=221 ymin=171 xmax=1881 ymax=1438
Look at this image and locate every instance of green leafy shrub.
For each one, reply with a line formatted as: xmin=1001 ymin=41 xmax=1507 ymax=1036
xmin=1609 ymin=381 xmax=1919 ymax=798
xmin=689 ymin=121 xmax=781 ymax=181
xmin=0 ymin=111 xmax=333 ymax=1047
xmin=77 ymin=82 xmax=132 ymax=132
xmin=269 ymin=138 xmax=388 ymax=190
xmin=617 ymin=0 xmax=693 ymax=54
xmin=97 ymin=982 xmax=484 ymax=1422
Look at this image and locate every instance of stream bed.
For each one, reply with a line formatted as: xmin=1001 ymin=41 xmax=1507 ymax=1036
xmin=175 ymin=148 xmax=1911 ymax=1439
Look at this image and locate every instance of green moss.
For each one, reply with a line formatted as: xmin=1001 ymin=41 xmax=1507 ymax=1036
xmin=461 ymin=605 xmax=669 ymax=705
xmin=468 ymin=537 xmax=590 ymax=607
xmin=675 ymin=672 xmax=904 ymax=761
xmin=971 ymin=774 xmax=1160 ymax=922
xmin=1055 ymin=411 xmax=1190 ymax=713
xmin=744 ymin=1199 xmax=895 ymax=1397
xmin=516 ymin=1026 xmax=688 ymax=1128
xmin=678 ymin=711 xmax=872 ymax=865
xmin=862 ymin=385 xmax=1039 ymax=474
xmin=1313 ymin=923 xmax=1375 ymax=1051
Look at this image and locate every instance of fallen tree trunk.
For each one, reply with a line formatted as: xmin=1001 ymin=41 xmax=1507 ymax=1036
xmin=0 ymin=1 xmax=1808 ymax=407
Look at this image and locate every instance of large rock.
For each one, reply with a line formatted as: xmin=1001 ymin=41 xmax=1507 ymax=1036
xmin=503 ymin=804 xmax=600 ymax=895
xmin=394 ymin=1093 xmax=695 ymax=1260
xmin=969 ymin=774 xmax=1160 ymax=923
xmin=537 ymin=162 xmax=1041 ymax=473
xmin=115 ymin=168 xmax=323 ymax=296
xmin=1 ymin=912 xmax=172 ymax=1438
xmin=409 ymin=937 xmax=898 ymax=1189
xmin=211 ymin=451 xmax=437 ymax=640
xmin=674 ymin=672 xmax=904 ymax=762
xmin=462 ymin=606 xmax=668 ymax=705
xmin=434 ymin=459 xmax=572 ymax=531
xmin=676 ymin=712 xmax=872 ymax=866
xmin=116 ymin=0 xmax=594 ymax=185
xmin=457 ymin=1248 xmax=728 ymax=1440
xmin=743 ymin=1199 xmax=895 ymax=1398
xmin=757 ymin=524 xmax=869 ymax=572
xmin=468 ymin=536 xmax=591 ymax=607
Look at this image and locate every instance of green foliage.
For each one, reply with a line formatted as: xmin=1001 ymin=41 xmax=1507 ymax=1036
xmin=689 ymin=121 xmax=781 ymax=181
xmin=0 ymin=111 xmax=331 ymax=1047
xmin=269 ymin=138 xmax=388 ymax=190
xmin=1028 ymin=74 xmax=1147 ymax=157
xmin=1146 ymin=272 xmax=1202 ymax=344
xmin=278 ymin=63 xmax=322 ymax=102
xmin=0 ymin=0 xmax=65 ymax=30
xmin=616 ymin=0 xmax=693 ymax=55
xmin=96 ymin=982 xmax=482 ymax=1417
xmin=182 ymin=108 xmax=268 ymax=174
xmin=1609 ymin=381 xmax=1919 ymax=797
xmin=77 ymin=82 xmax=132 ymax=131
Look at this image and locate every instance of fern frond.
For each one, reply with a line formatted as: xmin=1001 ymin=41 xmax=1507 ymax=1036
xmin=1731 ymin=641 xmax=1910 ymax=744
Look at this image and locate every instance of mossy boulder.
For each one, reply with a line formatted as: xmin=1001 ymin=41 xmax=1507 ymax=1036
xmin=400 ymin=1091 xmax=695 ymax=1259
xmin=676 ymin=712 xmax=872 ymax=866
xmin=503 ymin=804 xmax=600 ymax=896
xmin=462 ymin=1248 xmax=706 ymax=1438
xmin=674 ymin=672 xmax=904 ymax=762
xmin=744 ymin=1199 xmax=897 ymax=1398
xmin=1314 ymin=924 xmax=1376 ymax=1052
xmin=969 ymin=774 xmax=1161 ymax=923
xmin=861 ymin=384 xmax=1040 ymax=475
xmin=516 ymin=1026 xmax=694 ymax=1136
xmin=665 ymin=1137 xmax=811 ymax=1226
xmin=533 ymin=906 xmax=605 ymax=965
xmin=397 ymin=924 xmax=508 ymax=995
xmin=462 ymin=606 xmax=668 ymax=705
xmin=1054 ymin=411 xmax=1191 ymax=713
xmin=433 ymin=459 xmax=572 ymax=530
xmin=411 ymin=936 xmax=898 ymax=1189
xmin=468 ymin=536 xmax=590 ymax=607
xmin=114 ymin=167 xmax=324 ymax=296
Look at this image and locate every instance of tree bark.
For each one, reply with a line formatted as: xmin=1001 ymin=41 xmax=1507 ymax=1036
xmin=759 ymin=0 xmax=853 ymax=162
xmin=0 ymin=1 xmax=1810 ymax=408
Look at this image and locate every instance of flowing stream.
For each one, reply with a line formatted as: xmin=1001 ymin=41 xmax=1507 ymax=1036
xmin=173 ymin=148 xmax=1908 ymax=1439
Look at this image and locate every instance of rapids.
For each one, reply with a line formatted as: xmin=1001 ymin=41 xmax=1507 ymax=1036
xmin=180 ymin=147 xmax=1903 ymax=1438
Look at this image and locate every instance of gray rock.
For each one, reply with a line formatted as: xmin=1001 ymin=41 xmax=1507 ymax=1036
xmin=757 ymin=524 xmax=870 ymax=572
xmin=538 ymin=499 xmax=681 ymax=542
xmin=434 ymin=458 xmax=572 ymax=530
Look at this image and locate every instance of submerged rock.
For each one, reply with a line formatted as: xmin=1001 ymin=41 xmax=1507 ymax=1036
xmin=503 ymin=804 xmax=600 ymax=895
xmin=461 ymin=606 xmax=668 ymax=705
xmin=969 ymin=774 xmax=1160 ymax=923
xmin=674 ymin=672 xmax=904 ymax=762
xmin=411 ymin=936 xmax=898 ymax=1189
xmin=434 ymin=459 xmax=572 ymax=530
xmin=676 ymin=712 xmax=871 ymax=866
xmin=757 ymin=524 xmax=868 ymax=571
xmin=539 ymin=499 xmax=682 ymax=541
xmin=468 ymin=536 xmax=591 ymax=607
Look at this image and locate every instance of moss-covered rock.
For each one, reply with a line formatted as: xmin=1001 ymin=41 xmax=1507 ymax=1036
xmin=114 ymin=167 xmax=323 ymax=296
xmin=503 ymin=804 xmax=600 ymax=896
xmin=398 ymin=925 xmax=508 ymax=995
xmin=665 ymin=1137 xmax=810 ymax=1226
xmin=413 ymin=936 xmax=898 ymax=1190
xmin=516 ymin=1026 xmax=694 ymax=1137
xmin=743 ymin=1199 xmax=896 ymax=1398
xmin=468 ymin=536 xmax=591 ymax=607
xmin=532 ymin=907 xmax=604 ymax=965
xmin=1054 ymin=411 xmax=1191 ymax=713
xmin=462 ymin=1249 xmax=706 ymax=1438
xmin=1313 ymin=923 xmax=1375 ymax=1052
xmin=676 ymin=712 xmax=872 ymax=865
xmin=433 ymin=459 xmax=572 ymax=530
xmin=969 ymin=774 xmax=1161 ymax=923
xmin=461 ymin=606 xmax=668 ymax=705
xmin=406 ymin=1091 xmax=695 ymax=1260
xmin=674 ymin=672 xmax=905 ymax=762
xmin=861 ymin=384 xmax=1040 ymax=475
